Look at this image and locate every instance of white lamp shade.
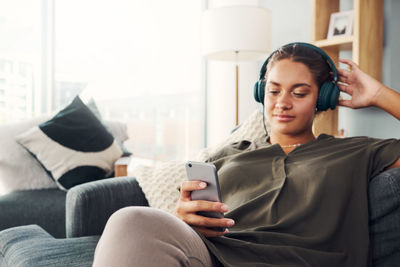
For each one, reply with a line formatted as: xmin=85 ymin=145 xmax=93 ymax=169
xmin=201 ymin=6 xmax=272 ymax=62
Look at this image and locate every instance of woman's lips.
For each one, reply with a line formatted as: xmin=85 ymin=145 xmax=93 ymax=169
xmin=273 ymin=114 xmax=295 ymax=122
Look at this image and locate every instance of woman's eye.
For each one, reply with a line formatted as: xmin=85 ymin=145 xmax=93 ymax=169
xmin=267 ymin=90 xmax=280 ymax=95
xmin=293 ymin=92 xmax=307 ymax=98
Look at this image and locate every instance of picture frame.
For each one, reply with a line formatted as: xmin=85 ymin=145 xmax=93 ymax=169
xmin=327 ymin=10 xmax=354 ymax=39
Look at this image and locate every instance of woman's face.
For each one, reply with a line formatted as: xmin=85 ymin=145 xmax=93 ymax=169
xmin=264 ymin=59 xmax=319 ymax=137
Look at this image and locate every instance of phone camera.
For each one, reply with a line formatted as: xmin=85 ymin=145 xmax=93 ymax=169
xmin=188 ymin=163 xmax=192 ymax=168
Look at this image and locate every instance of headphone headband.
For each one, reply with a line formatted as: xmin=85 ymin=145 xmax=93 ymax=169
xmin=254 ymin=42 xmax=339 ymax=111
xmin=258 ymin=42 xmax=338 ymax=83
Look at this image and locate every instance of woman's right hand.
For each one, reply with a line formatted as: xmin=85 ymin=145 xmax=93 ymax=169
xmin=175 ymin=180 xmax=235 ymax=237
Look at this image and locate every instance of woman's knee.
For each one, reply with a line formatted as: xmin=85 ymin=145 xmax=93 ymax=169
xmin=106 ymin=206 xmax=182 ymax=233
xmin=96 ymin=207 xmax=213 ymax=267
xmin=107 ymin=206 xmax=153 ymax=229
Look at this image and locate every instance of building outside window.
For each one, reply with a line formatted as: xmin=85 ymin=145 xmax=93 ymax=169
xmin=0 ymin=1 xmax=40 ymax=121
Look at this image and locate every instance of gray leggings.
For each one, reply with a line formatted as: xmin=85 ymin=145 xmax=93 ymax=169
xmin=92 ymin=206 xmax=214 ymax=267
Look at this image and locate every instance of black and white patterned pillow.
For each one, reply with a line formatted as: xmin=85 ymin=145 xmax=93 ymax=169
xmin=16 ymin=96 xmax=123 ymax=190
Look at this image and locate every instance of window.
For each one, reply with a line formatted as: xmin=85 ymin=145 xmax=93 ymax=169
xmin=0 ymin=0 xmax=41 ymax=121
xmin=1 ymin=0 xmax=205 ymax=161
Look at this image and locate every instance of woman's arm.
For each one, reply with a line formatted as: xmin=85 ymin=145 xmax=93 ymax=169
xmin=337 ymin=59 xmax=400 ymax=120
xmin=175 ymin=180 xmax=235 ymax=237
xmin=338 ymin=59 xmax=400 ymax=169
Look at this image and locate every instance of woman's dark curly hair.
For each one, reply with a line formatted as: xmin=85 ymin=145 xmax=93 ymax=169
xmin=265 ymin=43 xmax=332 ymax=88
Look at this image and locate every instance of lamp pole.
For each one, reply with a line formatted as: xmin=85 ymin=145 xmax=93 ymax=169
xmin=235 ymin=51 xmax=239 ymax=126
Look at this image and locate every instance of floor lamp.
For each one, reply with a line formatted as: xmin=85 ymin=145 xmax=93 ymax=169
xmin=201 ymin=6 xmax=272 ymax=126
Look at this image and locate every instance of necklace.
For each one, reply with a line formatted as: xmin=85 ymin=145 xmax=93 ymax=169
xmin=280 ymin=143 xmax=303 ymax=148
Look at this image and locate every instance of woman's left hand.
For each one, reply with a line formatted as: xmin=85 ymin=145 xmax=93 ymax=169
xmin=337 ymin=59 xmax=400 ymax=120
xmin=337 ymin=59 xmax=384 ymax=109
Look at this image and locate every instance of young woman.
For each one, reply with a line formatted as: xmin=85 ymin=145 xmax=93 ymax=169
xmin=92 ymin=43 xmax=400 ymax=267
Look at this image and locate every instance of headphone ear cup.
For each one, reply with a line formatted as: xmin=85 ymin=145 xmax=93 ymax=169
xmin=317 ymin=82 xmax=340 ymax=111
xmin=329 ymin=84 xmax=340 ymax=109
xmin=254 ymin=80 xmax=265 ymax=104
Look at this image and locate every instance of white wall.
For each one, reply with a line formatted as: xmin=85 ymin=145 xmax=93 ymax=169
xmin=206 ymin=0 xmax=310 ymax=146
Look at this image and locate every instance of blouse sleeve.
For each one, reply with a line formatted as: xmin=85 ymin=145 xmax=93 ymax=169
xmin=368 ymin=138 xmax=400 ymax=178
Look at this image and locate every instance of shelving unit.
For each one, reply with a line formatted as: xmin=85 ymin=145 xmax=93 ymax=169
xmin=311 ymin=0 xmax=383 ymax=136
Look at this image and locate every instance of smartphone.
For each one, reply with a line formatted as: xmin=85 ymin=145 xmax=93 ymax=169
xmin=185 ymin=161 xmax=225 ymax=231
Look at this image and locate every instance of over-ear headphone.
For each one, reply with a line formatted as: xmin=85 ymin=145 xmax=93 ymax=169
xmin=254 ymin=42 xmax=339 ymax=111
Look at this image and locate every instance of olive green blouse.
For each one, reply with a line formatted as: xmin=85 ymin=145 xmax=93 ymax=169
xmin=201 ymin=134 xmax=400 ymax=267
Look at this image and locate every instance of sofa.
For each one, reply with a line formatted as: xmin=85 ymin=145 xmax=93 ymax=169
xmin=0 ymin=189 xmax=67 ymax=238
xmin=0 ymin=162 xmax=128 ymax=239
xmin=0 ymin=98 xmax=130 ymax=238
xmin=0 ymin=177 xmax=147 ymax=267
xmin=0 ymin=167 xmax=399 ymax=267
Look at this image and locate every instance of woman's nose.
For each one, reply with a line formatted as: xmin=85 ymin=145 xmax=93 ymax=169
xmin=275 ymin=93 xmax=292 ymax=110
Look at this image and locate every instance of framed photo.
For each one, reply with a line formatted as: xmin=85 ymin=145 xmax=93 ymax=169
xmin=327 ymin=10 xmax=353 ymax=39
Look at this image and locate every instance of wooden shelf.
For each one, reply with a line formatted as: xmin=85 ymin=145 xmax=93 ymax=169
xmin=311 ymin=0 xmax=383 ymax=136
xmin=313 ymin=35 xmax=353 ymax=50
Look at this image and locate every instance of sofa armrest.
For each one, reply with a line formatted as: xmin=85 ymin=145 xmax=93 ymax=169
xmin=66 ymin=177 xmax=149 ymax=238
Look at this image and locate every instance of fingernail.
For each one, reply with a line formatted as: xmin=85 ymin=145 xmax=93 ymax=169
xmin=199 ymin=182 xmax=207 ymax=188
xmin=227 ymin=220 xmax=235 ymax=226
xmin=221 ymin=204 xmax=229 ymax=212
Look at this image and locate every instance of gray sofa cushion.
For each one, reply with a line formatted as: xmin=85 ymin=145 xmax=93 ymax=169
xmin=369 ymin=167 xmax=400 ymax=266
xmin=0 ymin=189 xmax=66 ymax=238
xmin=0 ymin=225 xmax=99 ymax=267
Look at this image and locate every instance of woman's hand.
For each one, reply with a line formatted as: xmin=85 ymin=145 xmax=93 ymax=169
xmin=337 ymin=59 xmax=384 ymax=109
xmin=337 ymin=59 xmax=400 ymax=120
xmin=175 ymin=180 xmax=235 ymax=238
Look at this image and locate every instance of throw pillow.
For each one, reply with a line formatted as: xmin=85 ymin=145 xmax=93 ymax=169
xmin=132 ymin=109 xmax=268 ymax=213
xmin=16 ymin=96 xmax=123 ymax=190
xmin=84 ymin=96 xmax=132 ymax=157
xmin=0 ymin=116 xmax=129 ymax=196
